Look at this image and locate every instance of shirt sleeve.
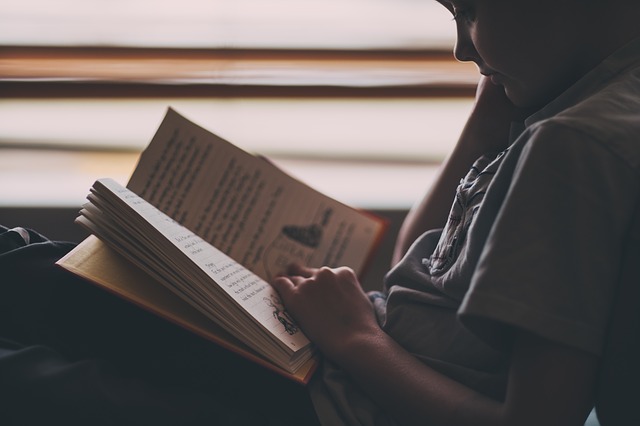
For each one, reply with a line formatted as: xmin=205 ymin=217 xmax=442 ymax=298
xmin=458 ymin=122 xmax=639 ymax=356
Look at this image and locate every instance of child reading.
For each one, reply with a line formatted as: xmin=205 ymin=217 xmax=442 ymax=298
xmin=2 ymin=0 xmax=639 ymax=425
xmin=272 ymin=1 xmax=640 ymax=425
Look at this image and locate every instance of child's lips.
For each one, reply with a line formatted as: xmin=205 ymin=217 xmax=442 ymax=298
xmin=483 ymin=72 xmax=503 ymax=86
xmin=480 ymin=70 xmax=504 ymax=87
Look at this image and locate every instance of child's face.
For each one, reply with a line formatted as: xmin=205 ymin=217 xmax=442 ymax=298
xmin=436 ymin=0 xmax=595 ymax=108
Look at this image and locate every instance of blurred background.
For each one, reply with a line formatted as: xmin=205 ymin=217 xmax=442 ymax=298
xmin=0 ymin=0 xmax=478 ymax=288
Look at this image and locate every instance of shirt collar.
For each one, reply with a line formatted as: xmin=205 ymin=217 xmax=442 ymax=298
xmin=524 ymin=36 xmax=640 ymax=128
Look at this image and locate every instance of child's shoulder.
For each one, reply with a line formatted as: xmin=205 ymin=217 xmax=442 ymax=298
xmin=525 ymin=54 xmax=640 ymax=171
xmin=556 ymin=68 xmax=640 ymax=167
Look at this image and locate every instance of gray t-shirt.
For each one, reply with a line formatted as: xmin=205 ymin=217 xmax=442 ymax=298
xmin=311 ymin=37 xmax=640 ymax=426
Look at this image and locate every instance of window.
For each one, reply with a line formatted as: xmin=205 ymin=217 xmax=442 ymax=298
xmin=0 ymin=0 xmax=477 ymax=209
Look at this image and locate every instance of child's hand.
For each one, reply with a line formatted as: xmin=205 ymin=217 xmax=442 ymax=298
xmin=475 ymin=76 xmax=533 ymax=123
xmin=465 ymin=76 xmax=534 ymax=153
xmin=271 ymin=264 xmax=381 ymax=360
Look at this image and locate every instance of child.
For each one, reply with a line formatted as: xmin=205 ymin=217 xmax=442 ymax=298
xmin=3 ymin=1 xmax=639 ymax=425
xmin=272 ymin=0 xmax=640 ymax=425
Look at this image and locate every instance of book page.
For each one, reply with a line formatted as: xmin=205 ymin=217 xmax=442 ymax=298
xmin=127 ymin=108 xmax=384 ymax=281
xmin=92 ymin=178 xmax=310 ymax=355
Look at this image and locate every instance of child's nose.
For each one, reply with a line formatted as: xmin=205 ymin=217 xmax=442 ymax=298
xmin=453 ymin=27 xmax=480 ymax=64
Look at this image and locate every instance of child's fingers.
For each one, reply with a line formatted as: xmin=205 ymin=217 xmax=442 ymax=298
xmin=271 ymin=276 xmax=295 ymax=296
xmin=286 ymin=263 xmax=315 ymax=277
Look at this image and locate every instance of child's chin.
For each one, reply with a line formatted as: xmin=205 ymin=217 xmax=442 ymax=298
xmin=505 ymin=87 xmax=546 ymax=110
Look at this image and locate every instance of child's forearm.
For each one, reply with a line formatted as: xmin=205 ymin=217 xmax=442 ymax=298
xmin=392 ymin=139 xmax=488 ymax=264
xmin=392 ymin=77 xmax=526 ymax=264
xmin=329 ymin=327 xmax=596 ymax=426
xmin=330 ymin=326 xmax=501 ymax=426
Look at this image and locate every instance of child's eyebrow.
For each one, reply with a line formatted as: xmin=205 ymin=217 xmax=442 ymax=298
xmin=434 ymin=0 xmax=455 ymax=14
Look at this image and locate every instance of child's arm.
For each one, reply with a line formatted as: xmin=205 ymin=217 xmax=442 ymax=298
xmin=392 ymin=77 xmax=530 ymax=264
xmin=272 ymin=264 xmax=597 ymax=426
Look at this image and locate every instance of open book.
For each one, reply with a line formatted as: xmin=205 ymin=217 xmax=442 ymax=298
xmin=57 ymin=108 xmax=386 ymax=384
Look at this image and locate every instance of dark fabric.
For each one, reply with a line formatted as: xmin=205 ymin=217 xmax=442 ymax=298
xmin=595 ymin=208 xmax=640 ymax=426
xmin=0 ymin=225 xmax=320 ymax=426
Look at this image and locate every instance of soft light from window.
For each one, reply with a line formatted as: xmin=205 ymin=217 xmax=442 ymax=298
xmin=0 ymin=0 xmax=455 ymax=49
